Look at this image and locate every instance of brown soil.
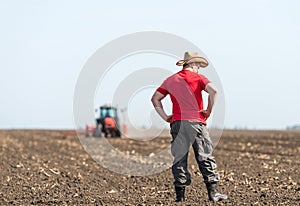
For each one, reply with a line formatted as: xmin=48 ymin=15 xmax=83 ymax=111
xmin=0 ymin=129 xmax=299 ymax=205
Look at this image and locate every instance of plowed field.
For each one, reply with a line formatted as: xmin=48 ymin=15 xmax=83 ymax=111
xmin=0 ymin=129 xmax=299 ymax=205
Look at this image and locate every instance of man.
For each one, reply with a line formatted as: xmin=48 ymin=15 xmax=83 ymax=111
xmin=151 ymin=52 xmax=228 ymax=202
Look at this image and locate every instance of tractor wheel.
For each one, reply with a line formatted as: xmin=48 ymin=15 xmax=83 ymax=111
xmin=111 ymin=130 xmax=116 ymax=138
xmin=116 ymin=129 xmax=121 ymax=138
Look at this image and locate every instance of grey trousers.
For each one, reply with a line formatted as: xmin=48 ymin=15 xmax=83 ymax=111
xmin=170 ymin=121 xmax=220 ymax=187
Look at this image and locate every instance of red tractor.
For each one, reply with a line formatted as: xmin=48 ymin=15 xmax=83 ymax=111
xmin=87 ymin=105 xmax=121 ymax=138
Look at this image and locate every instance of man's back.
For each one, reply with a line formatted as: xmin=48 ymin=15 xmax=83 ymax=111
xmin=157 ymin=70 xmax=210 ymax=124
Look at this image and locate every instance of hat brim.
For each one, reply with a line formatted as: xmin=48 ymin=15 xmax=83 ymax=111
xmin=176 ymin=57 xmax=209 ymax=68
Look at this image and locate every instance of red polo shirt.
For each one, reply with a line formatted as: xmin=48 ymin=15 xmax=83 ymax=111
xmin=157 ymin=70 xmax=210 ymax=124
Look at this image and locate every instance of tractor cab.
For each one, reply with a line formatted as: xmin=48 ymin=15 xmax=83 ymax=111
xmin=99 ymin=106 xmax=117 ymax=119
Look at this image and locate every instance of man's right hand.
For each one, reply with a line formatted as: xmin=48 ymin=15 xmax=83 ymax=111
xmin=200 ymin=110 xmax=211 ymax=120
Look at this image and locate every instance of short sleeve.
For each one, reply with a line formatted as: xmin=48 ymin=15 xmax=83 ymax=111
xmin=199 ymin=75 xmax=211 ymax=90
xmin=156 ymin=79 xmax=169 ymax=96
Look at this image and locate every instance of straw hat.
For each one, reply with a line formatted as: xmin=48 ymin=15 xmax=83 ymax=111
xmin=176 ymin=52 xmax=209 ymax=68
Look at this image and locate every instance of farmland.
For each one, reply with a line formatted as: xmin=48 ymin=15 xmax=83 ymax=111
xmin=0 ymin=129 xmax=299 ymax=205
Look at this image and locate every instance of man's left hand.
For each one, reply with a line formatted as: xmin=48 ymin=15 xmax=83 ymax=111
xmin=166 ymin=115 xmax=173 ymax=123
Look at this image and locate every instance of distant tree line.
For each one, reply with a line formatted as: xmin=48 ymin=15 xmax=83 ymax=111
xmin=286 ymin=124 xmax=300 ymax=130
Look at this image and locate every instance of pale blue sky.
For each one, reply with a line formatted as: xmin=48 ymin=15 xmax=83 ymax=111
xmin=1 ymin=0 xmax=299 ymax=129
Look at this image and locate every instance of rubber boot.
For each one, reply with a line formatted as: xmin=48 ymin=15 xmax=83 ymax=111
xmin=205 ymin=182 xmax=228 ymax=202
xmin=175 ymin=186 xmax=185 ymax=202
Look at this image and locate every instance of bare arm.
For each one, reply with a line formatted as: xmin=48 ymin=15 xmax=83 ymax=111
xmin=151 ymin=91 xmax=172 ymax=122
xmin=200 ymin=83 xmax=218 ymax=119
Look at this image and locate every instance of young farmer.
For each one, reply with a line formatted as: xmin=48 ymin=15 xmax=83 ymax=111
xmin=151 ymin=52 xmax=228 ymax=202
